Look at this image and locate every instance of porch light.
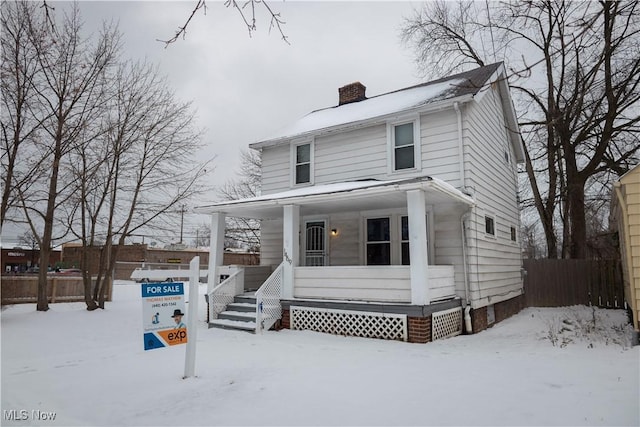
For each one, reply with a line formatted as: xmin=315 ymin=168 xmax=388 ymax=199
xmin=331 ymin=228 xmax=338 ymax=236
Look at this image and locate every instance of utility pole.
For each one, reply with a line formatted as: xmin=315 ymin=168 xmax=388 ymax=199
xmin=179 ymin=205 xmax=186 ymax=244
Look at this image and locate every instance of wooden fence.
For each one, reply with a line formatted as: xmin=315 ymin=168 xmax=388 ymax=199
xmin=1 ymin=276 xmax=112 ymax=305
xmin=523 ymin=259 xmax=625 ymax=308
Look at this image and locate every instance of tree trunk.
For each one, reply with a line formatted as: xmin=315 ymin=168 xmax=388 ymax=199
xmin=567 ymin=179 xmax=588 ymax=259
xmin=82 ymin=246 xmax=98 ymax=311
xmin=35 ymin=245 xmax=49 ymax=311
xmin=36 ymin=148 xmax=62 ymax=311
xmin=97 ymin=270 xmax=111 ymax=309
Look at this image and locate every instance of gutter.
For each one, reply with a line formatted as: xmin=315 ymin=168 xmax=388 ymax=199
xmin=461 ymin=210 xmax=473 ymax=333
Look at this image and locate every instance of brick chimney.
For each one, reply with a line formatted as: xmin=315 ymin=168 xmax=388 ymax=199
xmin=338 ymin=82 xmax=366 ymax=105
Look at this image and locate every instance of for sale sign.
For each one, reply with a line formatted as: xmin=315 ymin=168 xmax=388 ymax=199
xmin=141 ymin=283 xmax=188 ymax=351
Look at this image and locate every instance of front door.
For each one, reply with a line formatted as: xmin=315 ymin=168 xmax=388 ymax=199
xmin=305 ymin=221 xmax=326 ymax=266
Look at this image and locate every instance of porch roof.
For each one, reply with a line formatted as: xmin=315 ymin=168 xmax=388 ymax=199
xmin=195 ymin=176 xmax=474 ymax=220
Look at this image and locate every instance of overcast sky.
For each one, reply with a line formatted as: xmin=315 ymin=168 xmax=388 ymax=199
xmin=3 ymin=1 xmax=427 ymax=246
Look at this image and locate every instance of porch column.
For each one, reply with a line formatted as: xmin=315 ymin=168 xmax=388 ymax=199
xmin=282 ymin=204 xmax=300 ymax=299
xmin=407 ymin=189 xmax=430 ymax=305
xmin=207 ymin=212 xmax=226 ymax=292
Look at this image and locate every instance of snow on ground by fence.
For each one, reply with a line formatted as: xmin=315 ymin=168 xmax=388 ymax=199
xmin=1 ymin=281 xmax=638 ymax=426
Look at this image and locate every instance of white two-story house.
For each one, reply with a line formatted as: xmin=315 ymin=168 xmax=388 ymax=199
xmin=196 ymin=62 xmax=525 ymax=343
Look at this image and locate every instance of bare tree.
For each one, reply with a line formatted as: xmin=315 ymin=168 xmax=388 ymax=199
xmin=218 ymin=148 xmax=261 ymax=251
xmin=191 ymin=222 xmax=211 ymax=248
xmin=0 ymin=2 xmax=45 ymax=229
xmin=402 ymin=0 xmax=640 ymax=259
xmin=4 ymin=3 xmax=120 ymax=311
xmin=65 ymin=59 xmax=211 ymax=308
xmin=3 ymin=3 xmax=213 ymax=312
xmin=158 ymin=0 xmax=288 ymax=47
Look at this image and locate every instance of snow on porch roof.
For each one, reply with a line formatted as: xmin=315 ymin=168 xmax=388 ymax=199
xmin=194 ymin=176 xmax=475 ymax=219
xmin=252 ymin=63 xmax=503 ymax=148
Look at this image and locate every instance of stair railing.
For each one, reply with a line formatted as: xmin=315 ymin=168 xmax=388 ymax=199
xmin=255 ymin=262 xmax=284 ymax=333
xmin=208 ymin=269 xmax=244 ymax=321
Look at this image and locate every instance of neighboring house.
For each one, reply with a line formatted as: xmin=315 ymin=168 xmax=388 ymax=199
xmin=196 ymin=62 xmax=525 ymax=343
xmin=611 ymin=164 xmax=640 ymax=340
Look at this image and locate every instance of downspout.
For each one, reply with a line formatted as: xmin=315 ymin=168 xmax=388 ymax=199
xmin=461 ymin=211 xmax=473 ymax=333
xmin=454 ymin=102 xmax=465 ymax=190
xmin=456 ymin=101 xmax=472 ymax=333
xmin=614 ymin=182 xmax=639 ymax=344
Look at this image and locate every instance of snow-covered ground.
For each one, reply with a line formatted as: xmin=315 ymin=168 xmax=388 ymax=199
xmin=2 ymin=281 xmax=638 ymax=426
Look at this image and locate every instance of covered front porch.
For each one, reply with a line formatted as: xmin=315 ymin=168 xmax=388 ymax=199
xmin=196 ymin=176 xmax=475 ymax=339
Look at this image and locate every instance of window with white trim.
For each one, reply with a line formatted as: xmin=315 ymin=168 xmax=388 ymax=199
xmin=293 ymin=142 xmax=312 ymax=185
xmin=394 ymin=123 xmax=415 ymax=170
xmin=401 ymin=215 xmax=410 ymax=265
xmin=510 ymin=226 xmax=517 ymax=242
xmin=365 ymin=214 xmax=430 ymax=266
xmin=485 ymin=215 xmax=495 ymax=237
xmin=388 ymin=118 xmax=420 ymax=173
xmin=366 ymin=217 xmax=391 ymax=265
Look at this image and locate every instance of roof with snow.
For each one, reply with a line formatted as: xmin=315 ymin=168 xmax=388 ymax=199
xmin=194 ymin=175 xmax=474 ymax=219
xmin=252 ymin=62 xmax=504 ymax=148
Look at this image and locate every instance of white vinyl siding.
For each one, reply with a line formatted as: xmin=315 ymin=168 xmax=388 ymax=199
xmin=294 ymin=266 xmax=411 ymax=302
xmin=432 ymin=204 xmax=468 ymax=300
xmin=420 ymin=109 xmax=463 ymax=187
xmin=294 ymin=265 xmax=456 ymax=303
xmin=260 ymin=109 xmax=463 ymax=189
xmin=260 ymin=145 xmax=290 ymax=194
xmin=464 ymin=85 xmax=523 ymax=308
xmin=328 ymin=213 xmax=360 ymax=266
xmin=259 ymin=219 xmax=283 ymax=267
xmin=314 ymin=125 xmax=389 ymax=183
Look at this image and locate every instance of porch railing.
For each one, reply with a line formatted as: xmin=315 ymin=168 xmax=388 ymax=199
xmin=208 ymin=269 xmax=244 ymax=321
xmin=255 ymin=262 xmax=284 ymax=333
xmin=293 ymin=265 xmax=456 ymax=303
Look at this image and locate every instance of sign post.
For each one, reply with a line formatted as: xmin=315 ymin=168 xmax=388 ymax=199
xmin=184 ymin=256 xmax=199 ymax=378
xmin=141 ymin=282 xmax=187 ymax=350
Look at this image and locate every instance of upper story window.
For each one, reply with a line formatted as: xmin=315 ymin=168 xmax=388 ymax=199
xmin=388 ymin=117 xmax=421 ymax=174
xmin=394 ymin=123 xmax=415 ymax=170
xmin=292 ymin=141 xmax=313 ymax=186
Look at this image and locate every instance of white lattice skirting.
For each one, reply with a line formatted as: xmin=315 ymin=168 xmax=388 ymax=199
xmin=432 ymin=307 xmax=463 ymax=340
xmin=290 ymin=306 xmax=408 ymax=341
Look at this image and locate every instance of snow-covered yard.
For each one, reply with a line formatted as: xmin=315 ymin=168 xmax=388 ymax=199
xmin=2 ymin=281 xmax=638 ymax=426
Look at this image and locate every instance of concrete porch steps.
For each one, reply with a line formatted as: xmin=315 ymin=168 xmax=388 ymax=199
xmin=209 ymin=293 xmax=257 ymax=333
